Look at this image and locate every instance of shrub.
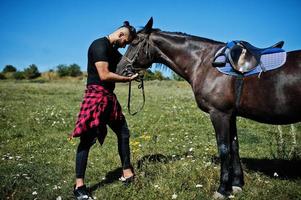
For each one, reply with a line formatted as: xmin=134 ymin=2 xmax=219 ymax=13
xmin=0 ymin=72 xmax=6 ymax=79
xmin=2 ymin=65 xmax=17 ymax=73
xmin=68 ymin=64 xmax=82 ymax=77
xmin=57 ymin=64 xmax=70 ymax=77
xmin=13 ymin=71 xmax=26 ymax=80
xmin=24 ymin=64 xmax=41 ymax=79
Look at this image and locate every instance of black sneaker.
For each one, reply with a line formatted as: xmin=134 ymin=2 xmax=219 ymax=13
xmin=73 ymin=185 xmax=94 ymax=200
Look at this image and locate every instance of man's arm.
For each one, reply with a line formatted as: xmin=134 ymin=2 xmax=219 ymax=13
xmin=95 ymin=61 xmax=138 ymax=82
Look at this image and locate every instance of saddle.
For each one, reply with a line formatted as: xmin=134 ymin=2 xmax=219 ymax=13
xmin=213 ymin=40 xmax=285 ymax=74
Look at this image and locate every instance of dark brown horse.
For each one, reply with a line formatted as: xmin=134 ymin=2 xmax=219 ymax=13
xmin=116 ymin=18 xmax=301 ymax=199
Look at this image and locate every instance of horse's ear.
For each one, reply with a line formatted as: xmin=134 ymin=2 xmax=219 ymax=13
xmin=142 ymin=17 xmax=153 ymax=34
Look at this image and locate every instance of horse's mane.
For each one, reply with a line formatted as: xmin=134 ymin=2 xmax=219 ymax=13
xmin=137 ymin=28 xmax=224 ymax=44
xmin=161 ymin=31 xmax=224 ymax=44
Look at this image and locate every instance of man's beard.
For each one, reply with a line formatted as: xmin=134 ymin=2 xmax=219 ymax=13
xmin=113 ymin=39 xmax=124 ymax=48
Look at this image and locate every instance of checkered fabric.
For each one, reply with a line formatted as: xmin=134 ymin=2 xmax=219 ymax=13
xmin=70 ymin=84 xmax=124 ymax=144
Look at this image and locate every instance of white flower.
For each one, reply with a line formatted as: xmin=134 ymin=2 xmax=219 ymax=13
xmin=32 ymin=191 xmax=38 ymax=195
xmin=154 ymin=185 xmax=159 ymax=188
xmin=189 ymin=148 xmax=193 ymax=152
xmin=196 ymin=184 xmax=203 ymax=188
xmin=172 ymin=193 xmax=177 ymax=199
xmin=274 ymin=172 xmax=279 ymax=177
xmin=56 ymin=196 xmax=62 ymax=200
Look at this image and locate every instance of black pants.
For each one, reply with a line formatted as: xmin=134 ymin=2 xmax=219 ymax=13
xmin=75 ymin=119 xmax=131 ymax=179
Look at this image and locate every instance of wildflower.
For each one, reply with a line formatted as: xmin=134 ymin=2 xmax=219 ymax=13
xmin=32 ymin=191 xmax=38 ymax=195
xmin=196 ymin=184 xmax=203 ymax=188
xmin=172 ymin=193 xmax=177 ymax=199
xmin=273 ymin=172 xmax=279 ymax=177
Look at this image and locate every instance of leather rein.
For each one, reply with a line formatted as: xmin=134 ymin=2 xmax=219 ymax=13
xmin=122 ymin=37 xmax=149 ymax=115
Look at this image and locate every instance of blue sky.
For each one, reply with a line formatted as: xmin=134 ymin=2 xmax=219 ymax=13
xmin=0 ymin=0 xmax=300 ymax=76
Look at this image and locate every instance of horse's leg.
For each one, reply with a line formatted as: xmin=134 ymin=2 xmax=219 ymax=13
xmin=229 ymin=115 xmax=244 ymax=193
xmin=210 ymin=110 xmax=232 ymax=198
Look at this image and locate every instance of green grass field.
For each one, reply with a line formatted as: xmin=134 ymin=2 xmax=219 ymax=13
xmin=1 ymin=80 xmax=301 ymax=200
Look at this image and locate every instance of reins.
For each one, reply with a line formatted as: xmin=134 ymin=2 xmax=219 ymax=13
xmin=122 ymin=36 xmax=150 ymax=115
xmin=127 ymin=77 xmax=145 ymax=115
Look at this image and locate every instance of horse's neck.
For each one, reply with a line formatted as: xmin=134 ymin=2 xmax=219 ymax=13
xmin=151 ymin=31 xmax=223 ymax=82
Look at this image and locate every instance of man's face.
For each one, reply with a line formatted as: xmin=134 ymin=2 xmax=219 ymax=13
xmin=115 ymin=31 xmax=131 ymax=48
xmin=115 ymin=37 xmax=128 ymax=48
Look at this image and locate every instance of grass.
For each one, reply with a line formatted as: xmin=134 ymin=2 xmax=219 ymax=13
xmin=0 ymin=80 xmax=300 ymax=200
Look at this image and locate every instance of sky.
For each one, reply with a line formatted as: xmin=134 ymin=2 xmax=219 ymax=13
xmin=0 ymin=0 xmax=300 ymax=77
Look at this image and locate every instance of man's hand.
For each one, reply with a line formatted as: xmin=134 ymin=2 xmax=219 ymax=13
xmin=129 ymin=73 xmax=139 ymax=81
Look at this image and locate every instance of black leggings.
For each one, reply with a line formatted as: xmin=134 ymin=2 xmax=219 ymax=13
xmin=75 ymin=119 xmax=131 ymax=179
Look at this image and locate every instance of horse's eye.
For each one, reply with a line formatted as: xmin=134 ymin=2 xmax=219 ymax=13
xmin=131 ymin=40 xmax=139 ymax=45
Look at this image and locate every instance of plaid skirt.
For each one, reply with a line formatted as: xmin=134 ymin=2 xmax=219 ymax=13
xmin=70 ymin=84 xmax=124 ymax=144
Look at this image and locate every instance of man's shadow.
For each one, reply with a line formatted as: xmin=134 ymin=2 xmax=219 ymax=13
xmin=89 ymin=152 xmax=191 ymax=192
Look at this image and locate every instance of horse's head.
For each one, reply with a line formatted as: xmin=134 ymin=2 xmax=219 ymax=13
xmin=116 ymin=17 xmax=155 ymax=76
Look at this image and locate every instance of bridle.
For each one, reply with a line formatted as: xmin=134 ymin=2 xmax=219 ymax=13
xmin=121 ymin=36 xmax=150 ymax=115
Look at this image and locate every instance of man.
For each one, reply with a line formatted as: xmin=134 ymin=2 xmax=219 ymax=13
xmin=70 ymin=21 xmax=138 ymax=200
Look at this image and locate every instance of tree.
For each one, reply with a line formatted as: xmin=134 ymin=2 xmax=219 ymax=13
xmin=2 ymin=65 xmax=17 ymax=73
xmin=68 ymin=64 xmax=82 ymax=77
xmin=143 ymin=69 xmax=155 ymax=80
xmin=24 ymin=64 xmax=41 ymax=79
xmin=172 ymin=72 xmax=184 ymax=81
xmin=56 ymin=64 xmax=69 ymax=77
xmin=13 ymin=71 xmax=25 ymax=80
xmin=0 ymin=73 xmax=6 ymax=80
xmin=153 ymin=70 xmax=165 ymax=80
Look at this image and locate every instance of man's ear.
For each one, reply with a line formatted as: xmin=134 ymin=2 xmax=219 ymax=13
xmin=119 ymin=32 xmax=125 ymax=38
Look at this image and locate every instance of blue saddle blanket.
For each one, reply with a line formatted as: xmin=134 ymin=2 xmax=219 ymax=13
xmin=215 ymin=41 xmax=287 ymax=77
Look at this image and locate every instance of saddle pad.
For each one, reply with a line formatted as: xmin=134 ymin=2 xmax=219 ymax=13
xmin=214 ymin=46 xmax=287 ymax=77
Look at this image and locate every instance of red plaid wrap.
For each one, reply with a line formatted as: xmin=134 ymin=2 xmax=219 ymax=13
xmin=70 ymin=84 xmax=124 ymax=144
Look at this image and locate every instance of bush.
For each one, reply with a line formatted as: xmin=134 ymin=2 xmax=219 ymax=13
xmin=24 ymin=64 xmax=41 ymax=79
xmin=2 ymin=65 xmax=17 ymax=73
xmin=143 ymin=69 xmax=169 ymax=81
xmin=68 ymin=64 xmax=82 ymax=77
xmin=13 ymin=71 xmax=26 ymax=80
xmin=56 ymin=64 xmax=69 ymax=77
xmin=56 ymin=64 xmax=83 ymax=77
xmin=0 ymin=73 xmax=6 ymax=79
xmin=172 ymin=72 xmax=184 ymax=81
xmin=144 ymin=69 xmax=155 ymax=80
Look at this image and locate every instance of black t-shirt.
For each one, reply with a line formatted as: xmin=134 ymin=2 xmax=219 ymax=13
xmin=86 ymin=37 xmax=122 ymax=91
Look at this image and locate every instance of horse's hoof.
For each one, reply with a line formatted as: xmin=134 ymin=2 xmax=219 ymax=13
xmin=232 ymin=186 xmax=243 ymax=194
xmin=212 ymin=191 xmax=227 ymax=200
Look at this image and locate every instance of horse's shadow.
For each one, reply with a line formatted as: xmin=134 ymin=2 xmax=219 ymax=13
xmin=89 ymin=153 xmax=189 ymax=191
xmin=212 ymin=156 xmax=301 ymax=179
xmin=241 ymin=157 xmax=301 ymax=179
xmin=90 ymin=153 xmax=301 ymax=192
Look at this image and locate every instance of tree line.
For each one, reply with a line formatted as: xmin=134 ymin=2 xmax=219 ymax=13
xmin=0 ymin=64 xmax=184 ymax=81
xmin=0 ymin=64 xmax=82 ymax=80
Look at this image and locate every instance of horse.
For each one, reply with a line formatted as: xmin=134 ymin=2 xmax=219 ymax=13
xmin=116 ymin=18 xmax=301 ymax=199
